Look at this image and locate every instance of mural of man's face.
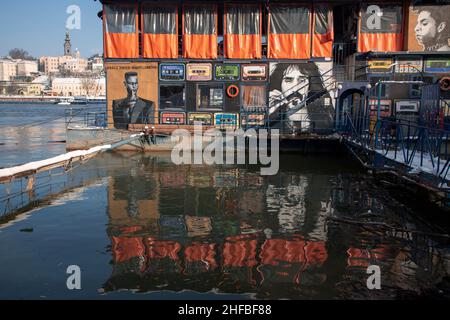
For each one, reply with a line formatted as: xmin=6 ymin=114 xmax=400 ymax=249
xmin=414 ymin=11 xmax=446 ymax=47
xmin=281 ymin=67 xmax=309 ymax=108
xmin=124 ymin=75 xmax=139 ymax=101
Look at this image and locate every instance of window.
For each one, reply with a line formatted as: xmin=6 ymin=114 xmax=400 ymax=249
xmin=270 ymin=5 xmax=310 ymax=35
xmin=184 ymin=5 xmax=216 ymax=35
xmin=226 ymin=6 xmax=260 ymax=35
xmin=159 ymin=84 xmax=185 ymax=110
xmin=241 ymin=85 xmax=267 ymax=111
xmin=143 ymin=5 xmax=177 ymax=34
xmin=104 ymin=4 xmax=136 ymax=34
xmin=196 ymin=84 xmax=224 ymax=110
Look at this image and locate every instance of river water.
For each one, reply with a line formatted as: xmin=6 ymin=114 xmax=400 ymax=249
xmin=0 ymin=104 xmax=449 ymax=300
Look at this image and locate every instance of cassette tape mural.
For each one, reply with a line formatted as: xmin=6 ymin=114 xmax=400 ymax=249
xmin=106 ymin=62 xmax=159 ymax=130
xmin=269 ymin=62 xmax=335 ymax=132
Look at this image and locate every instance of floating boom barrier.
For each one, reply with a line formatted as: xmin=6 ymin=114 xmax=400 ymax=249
xmin=0 ymin=133 xmax=144 ymax=184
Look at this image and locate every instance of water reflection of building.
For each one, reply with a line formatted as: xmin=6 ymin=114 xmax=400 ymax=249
xmin=103 ymin=154 xmax=335 ymax=297
xmin=265 ymin=174 xmax=331 ymax=242
xmin=259 ymin=236 xmax=328 ymax=287
xmin=102 ymin=153 xmax=450 ymax=298
xmin=266 ymin=177 xmax=308 ymax=233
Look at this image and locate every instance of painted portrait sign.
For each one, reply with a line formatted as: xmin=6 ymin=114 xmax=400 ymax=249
xmin=106 ymin=62 xmax=159 ymax=130
xmin=269 ymin=62 xmax=335 ymax=132
xmin=407 ymin=1 xmax=450 ymax=52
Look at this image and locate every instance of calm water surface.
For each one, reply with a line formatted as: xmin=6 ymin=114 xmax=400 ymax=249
xmin=0 ymin=104 xmax=449 ymax=300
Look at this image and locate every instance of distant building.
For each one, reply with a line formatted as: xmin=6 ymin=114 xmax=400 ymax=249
xmin=39 ymin=56 xmax=71 ymax=75
xmin=52 ymin=77 xmax=106 ymax=96
xmin=39 ymin=33 xmax=91 ymax=75
xmin=0 ymin=59 xmax=17 ymax=81
xmin=29 ymin=75 xmax=50 ymax=95
xmin=39 ymin=55 xmax=88 ymax=75
xmin=60 ymin=56 xmax=88 ymax=73
xmin=88 ymin=55 xmax=104 ymax=73
xmin=16 ymin=60 xmax=38 ymax=77
xmin=64 ymin=32 xmax=72 ymax=56
xmin=0 ymin=59 xmax=38 ymax=81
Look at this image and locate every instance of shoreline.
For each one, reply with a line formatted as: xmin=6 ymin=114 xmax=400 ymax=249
xmin=0 ymin=96 xmax=106 ymax=105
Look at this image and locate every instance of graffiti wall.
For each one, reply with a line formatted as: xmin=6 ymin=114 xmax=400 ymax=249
xmin=407 ymin=1 xmax=450 ymax=52
xmin=269 ymin=62 xmax=335 ymax=132
xmin=106 ymin=62 xmax=159 ymax=130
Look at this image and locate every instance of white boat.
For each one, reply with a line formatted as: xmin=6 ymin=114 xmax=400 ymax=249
xmin=57 ymin=99 xmax=73 ymax=105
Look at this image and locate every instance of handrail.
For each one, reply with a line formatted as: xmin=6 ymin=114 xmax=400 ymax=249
xmin=340 ymin=111 xmax=450 ymax=182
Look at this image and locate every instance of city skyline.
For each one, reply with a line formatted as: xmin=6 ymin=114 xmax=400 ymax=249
xmin=0 ymin=0 xmax=102 ymax=59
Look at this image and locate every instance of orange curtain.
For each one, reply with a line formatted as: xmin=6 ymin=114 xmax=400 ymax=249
xmin=103 ymin=4 xmax=139 ymax=58
xmin=268 ymin=4 xmax=311 ymax=59
xmin=224 ymin=4 xmax=262 ymax=59
xmin=358 ymin=4 xmax=403 ymax=52
xmin=142 ymin=4 xmax=178 ymax=59
xmin=358 ymin=33 xmax=403 ymax=52
xmin=312 ymin=5 xmax=334 ymax=58
xmin=183 ymin=5 xmax=218 ymax=59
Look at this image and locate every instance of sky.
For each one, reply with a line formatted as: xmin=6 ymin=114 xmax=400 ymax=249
xmin=0 ymin=0 xmax=103 ymax=59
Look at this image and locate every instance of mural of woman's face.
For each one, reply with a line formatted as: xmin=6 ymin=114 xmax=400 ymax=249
xmin=281 ymin=67 xmax=309 ymax=108
xmin=415 ymin=11 xmax=439 ymax=46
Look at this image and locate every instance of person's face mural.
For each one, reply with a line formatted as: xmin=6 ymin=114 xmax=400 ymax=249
xmin=269 ymin=62 xmax=335 ymax=132
xmin=415 ymin=10 xmax=443 ymax=47
xmin=280 ymin=66 xmax=309 ymax=107
xmin=407 ymin=3 xmax=450 ymax=52
xmin=125 ymin=75 xmax=139 ymax=101
xmin=269 ymin=64 xmax=311 ymax=118
xmin=106 ymin=62 xmax=159 ymax=130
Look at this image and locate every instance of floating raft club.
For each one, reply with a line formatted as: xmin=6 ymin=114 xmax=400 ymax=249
xmin=4 ymin=0 xmax=450 ymax=208
xmin=67 ymin=0 xmax=450 ymax=153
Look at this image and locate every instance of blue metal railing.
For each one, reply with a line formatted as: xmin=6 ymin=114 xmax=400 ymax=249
xmin=340 ymin=111 xmax=450 ymax=182
xmin=65 ymin=109 xmax=107 ymax=128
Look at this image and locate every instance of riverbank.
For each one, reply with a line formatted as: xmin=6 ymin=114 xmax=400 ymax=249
xmin=0 ymin=95 xmax=106 ymax=105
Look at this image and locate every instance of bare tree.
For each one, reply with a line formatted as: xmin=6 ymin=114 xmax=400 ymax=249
xmin=81 ymin=76 xmax=96 ymax=96
xmin=58 ymin=66 xmax=73 ymax=78
xmin=8 ymin=48 xmax=34 ymax=60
